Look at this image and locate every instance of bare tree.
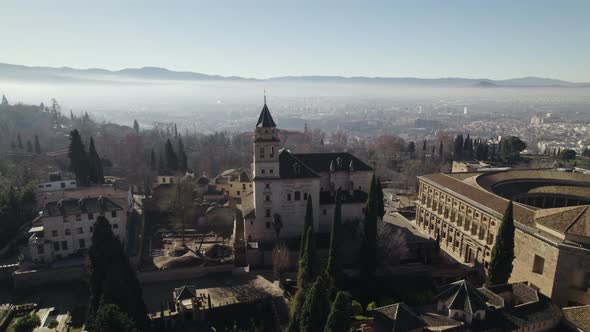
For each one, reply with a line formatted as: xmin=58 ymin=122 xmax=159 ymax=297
xmin=272 ymin=242 xmax=289 ymax=282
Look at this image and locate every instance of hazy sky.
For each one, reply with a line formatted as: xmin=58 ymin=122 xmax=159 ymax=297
xmin=2 ymin=0 xmax=589 ymax=81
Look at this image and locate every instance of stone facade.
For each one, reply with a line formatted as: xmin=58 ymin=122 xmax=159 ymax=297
xmin=416 ymin=170 xmax=590 ymax=306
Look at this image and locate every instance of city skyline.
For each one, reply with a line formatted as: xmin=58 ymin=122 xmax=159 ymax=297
xmin=2 ymin=0 xmax=589 ymax=81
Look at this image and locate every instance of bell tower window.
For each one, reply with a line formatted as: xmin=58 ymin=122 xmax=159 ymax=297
xmin=270 ymin=146 xmax=275 ymax=158
xmin=260 ymin=147 xmax=265 ymax=159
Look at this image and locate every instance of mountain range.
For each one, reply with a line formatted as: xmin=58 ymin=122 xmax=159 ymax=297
xmin=0 ymin=62 xmax=587 ymax=87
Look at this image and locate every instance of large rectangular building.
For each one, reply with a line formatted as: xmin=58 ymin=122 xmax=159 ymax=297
xmin=416 ymin=169 xmax=590 ymax=306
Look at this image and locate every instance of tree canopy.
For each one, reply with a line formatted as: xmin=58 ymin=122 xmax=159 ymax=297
xmin=499 ymin=136 xmax=526 ymax=163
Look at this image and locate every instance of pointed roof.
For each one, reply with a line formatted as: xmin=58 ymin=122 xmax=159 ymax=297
xmin=174 ymin=285 xmax=196 ymax=301
xmin=373 ymin=303 xmax=426 ymax=332
xmin=256 ymin=101 xmax=276 ymax=128
xmin=435 ymin=280 xmax=488 ymax=314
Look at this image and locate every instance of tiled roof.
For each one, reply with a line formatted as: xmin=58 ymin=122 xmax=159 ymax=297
xmin=563 ymin=305 xmax=590 ymax=331
xmin=435 ymin=280 xmax=488 ymax=314
xmin=256 ymin=103 xmax=276 ymax=128
xmin=278 ymin=149 xmax=320 ymax=179
xmin=373 ymin=303 xmax=426 ymax=332
xmin=42 ymin=197 xmax=122 ymax=217
xmin=420 ymin=173 xmax=536 ymax=226
xmin=419 ymin=312 xmax=463 ymax=330
xmin=534 ymin=206 xmax=589 ymax=236
xmin=293 ymin=152 xmax=373 ymax=173
xmin=174 ymin=285 xmax=196 ymax=301
xmin=476 ymin=287 xmax=505 ymax=308
xmin=484 ymin=283 xmax=539 ymax=306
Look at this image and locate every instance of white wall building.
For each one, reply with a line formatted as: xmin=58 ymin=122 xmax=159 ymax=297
xmin=244 ymin=99 xmax=374 ymax=244
xmin=28 ymin=196 xmax=126 ymax=264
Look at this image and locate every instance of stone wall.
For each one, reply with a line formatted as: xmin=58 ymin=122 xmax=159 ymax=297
xmin=137 ymin=265 xmax=233 ymax=284
xmin=12 ymin=266 xmax=85 ymax=289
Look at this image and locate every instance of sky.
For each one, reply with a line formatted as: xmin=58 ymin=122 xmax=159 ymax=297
xmin=1 ymin=0 xmax=589 ymax=81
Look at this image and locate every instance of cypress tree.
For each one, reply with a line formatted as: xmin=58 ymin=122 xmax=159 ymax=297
xmin=17 ymin=133 xmax=23 ymax=149
xmin=87 ymin=216 xmax=148 ymax=331
xmin=1 ymin=94 xmax=8 ymax=105
xmin=485 ymin=201 xmax=516 ymax=286
xmin=88 ymin=137 xmax=104 ymax=184
xmin=133 ymin=120 xmax=140 ymax=134
xmin=326 ymin=193 xmax=341 ymax=284
xmin=93 ymin=304 xmax=138 ymax=332
xmin=68 ymin=129 xmax=90 ymax=185
xmin=300 ymin=275 xmax=331 ymax=332
xmin=164 ymin=139 xmax=178 ymax=171
xmin=150 ymin=149 xmax=156 ymax=171
xmin=158 ymin=150 xmax=166 ymax=172
xmin=439 ymin=140 xmax=444 ymax=161
xmin=177 ymin=137 xmax=188 ymax=172
xmin=361 ymin=175 xmax=378 ymax=283
xmin=376 ymin=177 xmax=385 ymax=219
xmin=34 ymin=135 xmax=41 ymax=154
xmin=324 ymin=291 xmax=352 ymax=332
xmin=299 ymin=195 xmax=314 ymax=259
xmin=289 ymin=227 xmax=317 ymax=332
xmin=26 ymin=140 xmax=33 ymax=153
xmin=454 ymin=134 xmax=464 ymax=160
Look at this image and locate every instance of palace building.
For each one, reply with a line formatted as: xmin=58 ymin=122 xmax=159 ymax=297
xmin=416 ymin=169 xmax=590 ymax=306
xmin=242 ymin=99 xmax=373 ymax=244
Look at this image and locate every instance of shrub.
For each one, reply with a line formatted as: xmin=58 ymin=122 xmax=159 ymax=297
xmin=13 ymin=314 xmax=41 ymax=332
xmin=351 ymin=300 xmax=363 ymax=316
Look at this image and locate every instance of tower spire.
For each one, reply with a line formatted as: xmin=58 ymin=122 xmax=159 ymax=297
xmin=264 ymin=89 xmax=267 ymax=105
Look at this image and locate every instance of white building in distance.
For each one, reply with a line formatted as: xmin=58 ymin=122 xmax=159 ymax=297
xmin=28 ymin=196 xmax=126 ymax=264
xmin=243 ymin=99 xmax=374 ymax=244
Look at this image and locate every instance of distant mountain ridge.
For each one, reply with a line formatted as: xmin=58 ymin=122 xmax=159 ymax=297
xmin=0 ymin=62 xmax=587 ymax=87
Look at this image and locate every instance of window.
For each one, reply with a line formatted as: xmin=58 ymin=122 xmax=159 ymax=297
xmin=242 ymin=184 xmax=246 ymax=190
xmin=112 ymin=223 xmax=119 ymax=229
xmin=162 ymin=178 xmax=166 ymax=183
xmin=54 ymin=242 xmax=60 ymax=251
xmin=533 ymin=255 xmax=545 ymax=274
xmin=265 ymin=209 xmax=271 ymax=217
xmin=79 ymin=239 xmax=86 ymax=249
xmin=75 ymin=214 xmax=82 ymax=221
xmin=269 ymin=168 xmax=274 ymax=174
xmin=265 ymin=183 xmax=270 ymax=189
xmin=61 ymin=182 xmax=66 ymax=188
xmin=303 ymin=193 xmax=308 ymax=200
xmin=287 ymin=194 xmax=292 ymax=201
xmin=61 ymin=241 xmax=68 ymax=250
xmin=237 ymin=191 xmax=241 ymax=195
xmin=90 ymin=226 xmax=94 ymax=233
xmin=77 ymin=227 xmax=84 ymax=234
xmin=294 ymin=191 xmax=301 ymax=201
xmin=265 ymin=195 xmax=271 ymax=202
xmin=65 ymin=229 xmax=71 ymax=235
xmin=323 ymin=209 xmax=327 ymax=215
xmin=261 ymin=169 xmax=265 ymax=174
xmin=52 ymin=230 xmax=58 ymax=237
xmin=260 ymin=147 xmax=265 ymax=158
xmin=37 ymin=245 xmax=44 ymax=255
xmin=270 ymin=146 xmax=274 ymax=158
xmin=266 ymin=222 xmax=271 ymax=229
xmin=88 ymin=213 xmax=94 ymax=220
xmin=111 ymin=211 xmax=117 ymax=218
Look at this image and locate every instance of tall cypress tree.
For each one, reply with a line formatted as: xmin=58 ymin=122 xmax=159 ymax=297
xmin=326 ymin=193 xmax=341 ymax=284
xmin=454 ymin=134 xmax=464 ymax=160
xmin=150 ymin=149 xmax=156 ymax=171
xmin=289 ymin=227 xmax=317 ymax=332
xmin=17 ymin=133 xmax=23 ymax=149
xmin=376 ymin=177 xmax=385 ymax=219
xmin=87 ymin=216 xmax=148 ymax=331
xmin=133 ymin=120 xmax=140 ymax=134
xmin=34 ymin=135 xmax=41 ymax=154
xmin=300 ymin=275 xmax=331 ymax=332
xmin=324 ymin=291 xmax=352 ymax=332
xmin=361 ymin=175 xmax=378 ymax=283
xmin=485 ymin=201 xmax=515 ymax=286
xmin=439 ymin=140 xmax=444 ymax=161
xmin=177 ymin=137 xmax=188 ymax=172
xmin=68 ymin=129 xmax=90 ymax=185
xmin=88 ymin=137 xmax=104 ymax=184
xmin=164 ymin=139 xmax=178 ymax=171
xmin=300 ymin=195 xmax=314 ymax=259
